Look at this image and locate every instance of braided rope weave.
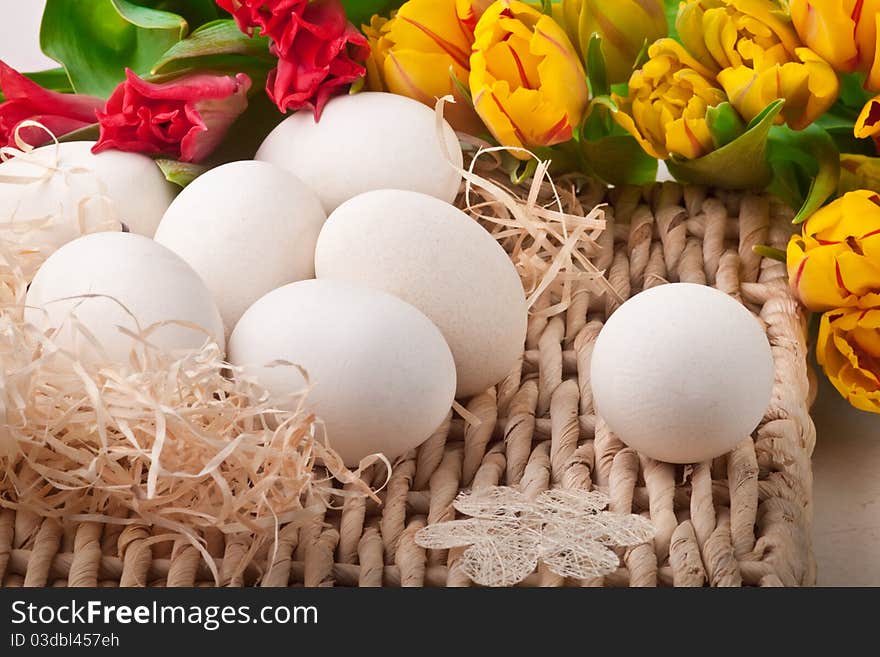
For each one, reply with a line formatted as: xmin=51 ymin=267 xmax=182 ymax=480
xmin=0 ymin=183 xmax=816 ymax=587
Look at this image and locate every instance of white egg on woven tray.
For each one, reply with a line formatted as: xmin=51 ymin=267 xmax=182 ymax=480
xmin=255 ymin=92 xmax=462 ymax=213
xmin=0 ymin=141 xmax=174 ymax=255
xmin=590 ymin=283 xmax=775 ymax=464
xmin=154 ymin=160 xmax=326 ymax=336
xmin=229 ymin=279 xmax=456 ymax=466
xmin=25 ymin=232 xmax=224 ymax=365
xmin=315 ymin=189 xmax=527 ymax=398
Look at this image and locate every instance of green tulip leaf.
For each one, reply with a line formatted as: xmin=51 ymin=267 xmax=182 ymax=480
xmin=764 ymin=141 xmax=812 ymax=211
xmin=512 ymin=158 xmax=540 ymax=186
xmin=838 ymin=72 xmax=874 ymax=112
xmin=152 ymin=20 xmax=273 ymax=74
xmin=582 ymin=134 xmax=659 ymax=186
xmin=753 ymin=245 xmax=787 ymax=263
xmin=139 ymin=0 xmax=220 ymax=30
xmin=448 ymin=65 xmax=474 ymax=106
xmin=156 ymin=159 xmax=208 ymax=187
xmin=744 ymin=99 xmax=784 ymax=131
xmin=58 ymin=124 xmax=101 ymax=143
xmin=25 ymin=68 xmax=74 ymax=93
xmin=825 ymin=130 xmax=875 ymax=157
xmin=767 ymin=124 xmax=840 ymax=224
xmin=631 ymin=39 xmax=651 ymax=75
xmin=581 ymin=95 xmax=619 ymax=142
xmin=587 ymin=33 xmax=609 ymax=98
xmin=666 ymin=99 xmax=784 ymax=189
xmin=110 ymin=0 xmax=187 ymax=31
xmin=815 ymin=108 xmax=876 ymax=156
xmin=342 ymin=0 xmax=406 ymax=27
xmin=706 ymin=102 xmax=745 ymax=149
xmin=665 ymin=0 xmax=681 ymax=40
xmin=40 ymin=0 xmax=188 ymax=97
xmin=819 ymin=100 xmax=861 ymax=126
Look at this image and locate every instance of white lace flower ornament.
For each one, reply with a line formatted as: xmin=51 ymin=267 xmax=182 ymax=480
xmin=415 ymin=486 xmax=655 ymax=586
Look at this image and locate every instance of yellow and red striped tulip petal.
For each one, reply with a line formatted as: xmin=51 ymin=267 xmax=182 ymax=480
xmin=817 ymin=307 xmax=880 ymax=414
xmin=787 ymin=190 xmax=880 ymax=311
xmin=364 ymin=0 xmax=484 ymax=133
xmin=470 ymin=0 xmax=587 ymax=155
xmin=560 ymin=0 xmax=668 ymax=84
xmin=791 ymin=0 xmax=880 ymax=92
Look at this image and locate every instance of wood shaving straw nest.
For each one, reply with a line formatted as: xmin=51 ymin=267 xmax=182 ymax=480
xmin=0 ymin=247 xmax=360 ymax=526
xmin=0 ymin=131 xmax=378 ymax=578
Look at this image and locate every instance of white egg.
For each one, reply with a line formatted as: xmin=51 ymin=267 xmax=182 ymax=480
xmin=0 ymin=141 xmax=174 ymax=254
xmin=154 ymin=160 xmax=326 ymax=334
xmin=255 ymin=92 xmax=462 ymax=212
xmin=315 ymin=189 xmax=527 ymax=398
xmin=228 ymin=279 xmax=456 ymax=466
xmin=590 ymin=283 xmax=774 ymax=464
xmin=25 ymin=232 xmax=224 ymax=364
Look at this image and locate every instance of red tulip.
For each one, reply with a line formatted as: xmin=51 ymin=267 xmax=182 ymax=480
xmin=216 ymin=0 xmax=369 ymax=119
xmin=93 ymin=70 xmax=251 ymax=163
xmin=215 ymin=0 xmax=307 ymax=46
xmin=0 ymin=61 xmax=103 ymax=149
xmin=267 ymin=1 xmax=369 ymax=118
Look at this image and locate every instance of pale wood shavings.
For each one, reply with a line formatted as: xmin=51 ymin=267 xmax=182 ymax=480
xmin=0 ymin=122 xmax=122 ymax=262
xmin=434 ymin=98 xmax=611 ymax=320
xmin=0 ymin=244 xmax=375 ymax=583
xmin=0 ymin=121 xmax=380 ymax=581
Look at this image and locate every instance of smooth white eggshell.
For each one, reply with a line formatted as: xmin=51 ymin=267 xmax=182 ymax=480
xmin=255 ymin=92 xmax=462 ymax=212
xmin=154 ymin=160 xmax=326 ymax=334
xmin=228 ymin=279 xmax=456 ymax=466
xmin=590 ymin=283 xmax=774 ymax=464
xmin=315 ymin=189 xmax=527 ymax=397
xmin=0 ymin=141 xmax=174 ymax=253
xmin=25 ymin=232 xmax=224 ymax=363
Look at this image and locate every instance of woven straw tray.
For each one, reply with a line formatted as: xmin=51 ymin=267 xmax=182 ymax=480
xmin=0 ymin=182 xmax=816 ymax=587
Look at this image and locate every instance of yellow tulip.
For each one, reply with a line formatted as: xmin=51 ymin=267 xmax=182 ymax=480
xmin=817 ymin=307 xmax=880 ymax=414
xmin=560 ymin=0 xmax=668 ymax=84
xmin=677 ymin=0 xmax=839 ymax=130
xmin=469 ymin=0 xmax=588 ymax=155
xmin=364 ymin=0 xmax=484 ymax=133
xmin=717 ymin=47 xmax=840 ymax=130
xmin=677 ymin=0 xmax=798 ymax=72
xmin=840 ymin=154 xmax=880 ymax=195
xmin=786 ymin=190 xmax=880 ymax=312
xmin=790 ymin=0 xmax=880 ymax=91
xmin=614 ymin=38 xmax=728 ymax=160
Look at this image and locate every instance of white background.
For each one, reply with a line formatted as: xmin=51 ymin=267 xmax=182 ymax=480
xmin=2 ymin=0 xmax=878 ymax=586
xmin=1 ymin=1 xmax=56 ymax=71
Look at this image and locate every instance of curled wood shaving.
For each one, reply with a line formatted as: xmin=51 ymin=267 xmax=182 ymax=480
xmin=0 ymin=120 xmax=123 ymax=261
xmin=434 ymin=97 xmax=616 ymax=319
